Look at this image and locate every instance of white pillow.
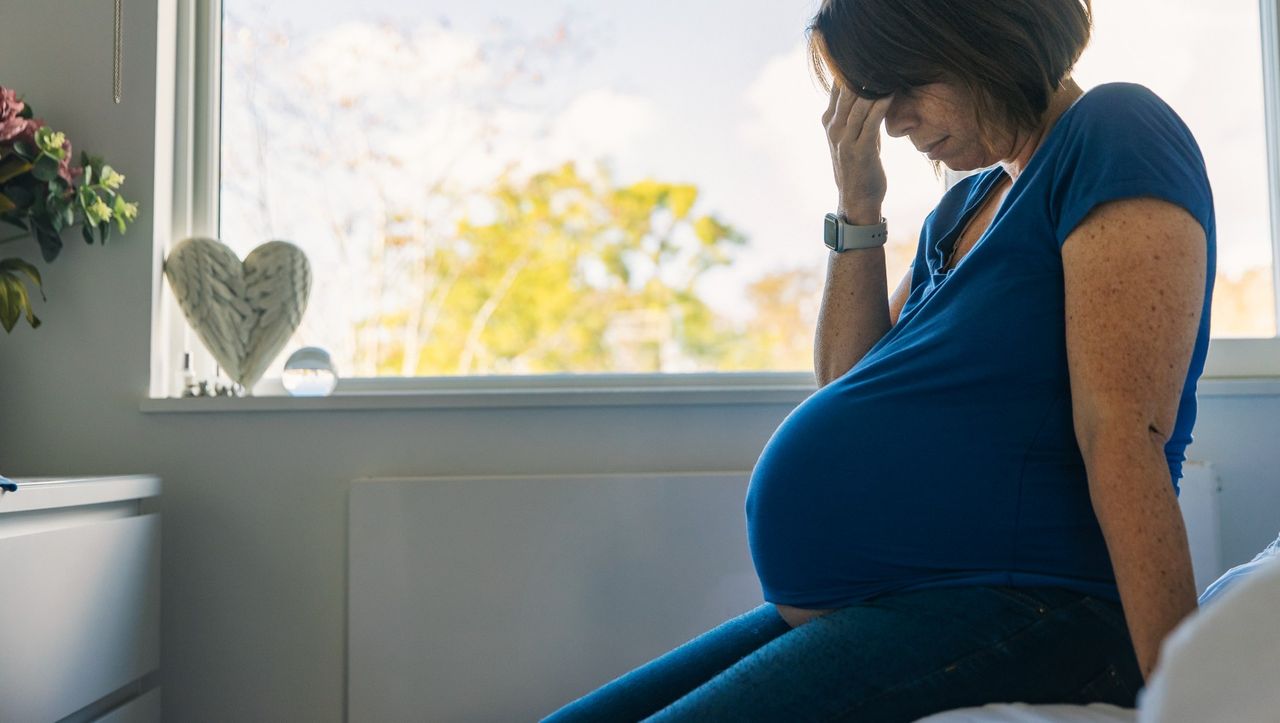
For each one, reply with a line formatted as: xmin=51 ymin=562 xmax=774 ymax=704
xmin=1197 ymin=531 xmax=1280 ymax=606
xmin=1136 ymin=555 xmax=1280 ymax=723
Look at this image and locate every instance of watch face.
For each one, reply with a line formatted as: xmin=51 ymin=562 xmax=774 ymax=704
xmin=824 ymin=213 xmax=839 ymax=251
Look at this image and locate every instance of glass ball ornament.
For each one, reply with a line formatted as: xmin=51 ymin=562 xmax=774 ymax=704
xmin=282 ymin=346 xmax=338 ymax=397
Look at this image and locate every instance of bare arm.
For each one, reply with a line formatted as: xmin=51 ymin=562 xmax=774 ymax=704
xmin=1062 ymin=195 xmax=1206 ymax=681
xmin=814 ymin=234 xmax=912 ymax=386
xmin=815 ymin=80 xmax=897 ymax=388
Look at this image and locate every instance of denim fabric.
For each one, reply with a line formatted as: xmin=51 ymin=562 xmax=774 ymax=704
xmin=541 ymin=586 xmax=1143 ymax=723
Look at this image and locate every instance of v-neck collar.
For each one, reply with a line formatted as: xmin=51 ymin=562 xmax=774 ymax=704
xmin=929 ymin=86 xmax=1093 ymax=278
xmin=931 ymin=169 xmax=1009 ymax=278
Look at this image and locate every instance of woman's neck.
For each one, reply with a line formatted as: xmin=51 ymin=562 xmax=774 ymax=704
xmin=1000 ymin=77 xmax=1084 ymax=182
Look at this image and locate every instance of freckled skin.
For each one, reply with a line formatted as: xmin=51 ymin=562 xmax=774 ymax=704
xmin=1062 ymin=195 xmax=1206 ymax=679
xmin=827 ymin=187 xmax=1205 ymax=671
xmin=804 ymin=73 xmax=1204 ymax=678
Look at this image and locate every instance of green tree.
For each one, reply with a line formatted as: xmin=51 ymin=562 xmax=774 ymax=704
xmin=356 ymin=160 xmax=749 ymax=375
xmin=716 ymin=266 xmax=823 ymax=372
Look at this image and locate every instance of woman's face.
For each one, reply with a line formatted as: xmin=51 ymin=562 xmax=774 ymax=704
xmin=882 ymin=82 xmax=1006 ymax=171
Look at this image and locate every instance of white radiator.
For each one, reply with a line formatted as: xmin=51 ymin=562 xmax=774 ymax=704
xmin=1178 ymin=460 xmax=1224 ymax=594
xmin=347 ymin=472 xmax=760 ymax=723
xmin=348 ymin=464 xmax=1222 ymax=722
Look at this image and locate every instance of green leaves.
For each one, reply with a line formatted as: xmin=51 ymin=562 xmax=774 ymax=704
xmin=0 ymin=257 xmax=45 ymax=332
xmin=110 ymin=192 xmax=137 ymax=232
xmin=0 ymin=97 xmax=135 ymax=333
xmin=34 ymin=126 xmax=67 ymax=157
xmin=0 ymin=157 xmax=31 ymax=185
xmin=10 ymin=141 xmax=35 ymax=161
xmin=30 ymin=154 xmax=59 ymax=182
xmin=359 ymin=160 xmax=752 ymax=374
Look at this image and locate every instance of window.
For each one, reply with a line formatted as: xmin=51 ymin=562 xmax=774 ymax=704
xmin=1075 ymin=0 xmax=1277 ymax=338
xmin=211 ymin=0 xmax=943 ymax=381
xmin=162 ymin=0 xmax=1280 ymax=397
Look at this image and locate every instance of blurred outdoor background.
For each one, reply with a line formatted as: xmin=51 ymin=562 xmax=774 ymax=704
xmin=218 ymin=0 xmax=1275 ymax=376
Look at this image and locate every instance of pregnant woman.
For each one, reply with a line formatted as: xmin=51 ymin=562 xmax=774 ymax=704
xmin=544 ymin=0 xmax=1214 ymax=719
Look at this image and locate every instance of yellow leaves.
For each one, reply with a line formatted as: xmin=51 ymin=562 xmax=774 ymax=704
xmin=34 ymin=127 xmax=66 ymax=156
xmin=99 ymin=166 xmax=125 ymax=190
xmin=84 ymin=196 xmax=112 ymax=226
xmin=367 ymin=159 xmax=763 ymax=374
xmin=667 ymin=185 xmax=698 ymax=220
xmin=692 ymin=215 xmax=735 ymax=245
xmin=0 ymin=156 xmax=32 ymax=185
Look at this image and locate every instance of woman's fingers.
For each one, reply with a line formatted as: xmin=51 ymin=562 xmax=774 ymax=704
xmin=824 ymin=83 xmax=893 ymax=145
xmin=857 ymin=97 xmax=893 ymax=139
xmin=832 ymin=82 xmax=856 ymax=129
xmin=822 ymin=83 xmax=840 ymax=125
xmin=846 ymin=94 xmax=892 ymax=139
xmin=823 ymin=83 xmax=890 ymax=212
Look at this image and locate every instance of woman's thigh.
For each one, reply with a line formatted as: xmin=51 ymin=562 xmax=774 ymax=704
xmin=541 ymin=602 xmax=792 ymax=722
xmin=643 ymin=586 xmax=1142 ymax=723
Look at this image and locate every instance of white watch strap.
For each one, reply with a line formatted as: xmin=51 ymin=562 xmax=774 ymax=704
xmin=837 ymin=216 xmax=888 ymax=251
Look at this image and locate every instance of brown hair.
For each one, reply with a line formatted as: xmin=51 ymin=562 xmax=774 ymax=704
xmin=807 ymin=0 xmax=1092 ymax=176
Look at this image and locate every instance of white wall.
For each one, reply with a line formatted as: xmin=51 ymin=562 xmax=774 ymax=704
xmin=0 ymin=1 xmax=1278 ymax=720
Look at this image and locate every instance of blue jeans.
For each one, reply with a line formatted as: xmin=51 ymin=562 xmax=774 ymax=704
xmin=542 ymin=585 xmax=1142 ymax=722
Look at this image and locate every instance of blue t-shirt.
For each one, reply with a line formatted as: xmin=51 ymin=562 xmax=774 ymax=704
xmin=745 ymin=82 xmax=1217 ymax=608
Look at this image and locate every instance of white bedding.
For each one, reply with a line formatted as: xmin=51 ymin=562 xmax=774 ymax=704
xmin=915 ymin=702 xmax=1135 ymax=723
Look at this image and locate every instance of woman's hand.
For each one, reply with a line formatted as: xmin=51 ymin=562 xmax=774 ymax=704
xmin=823 ymin=82 xmax=893 ymax=223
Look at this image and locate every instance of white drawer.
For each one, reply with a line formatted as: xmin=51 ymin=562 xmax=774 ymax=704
xmin=0 ymin=512 xmax=161 ymax=722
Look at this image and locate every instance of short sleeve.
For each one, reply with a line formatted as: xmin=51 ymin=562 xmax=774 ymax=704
xmin=1050 ymin=83 xmax=1214 ymax=247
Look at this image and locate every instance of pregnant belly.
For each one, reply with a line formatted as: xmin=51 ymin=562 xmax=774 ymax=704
xmin=744 ymin=383 xmax=1017 ymax=608
xmin=744 ymin=389 xmax=905 ymax=607
xmin=775 ymin=603 xmax=839 ymax=628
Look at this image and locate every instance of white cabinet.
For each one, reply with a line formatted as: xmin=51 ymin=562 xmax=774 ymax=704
xmin=0 ymin=476 xmax=161 ymax=723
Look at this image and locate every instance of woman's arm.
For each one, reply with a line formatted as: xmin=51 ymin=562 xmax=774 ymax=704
xmin=814 ymin=237 xmax=892 ymax=387
xmin=814 ymin=85 xmax=896 ymax=387
xmin=1062 ymin=195 xmax=1207 ymax=681
xmin=814 ymin=247 xmax=914 ymax=386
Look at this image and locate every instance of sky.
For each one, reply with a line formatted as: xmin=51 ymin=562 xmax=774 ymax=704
xmin=221 ymin=0 xmax=1277 ymax=356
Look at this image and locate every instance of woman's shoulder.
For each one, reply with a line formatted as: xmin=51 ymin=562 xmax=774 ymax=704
xmin=1063 ymin=81 xmax=1188 ymax=134
xmin=1077 ymin=80 xmax=1163 ymax=106
xmin=1050 ymin=81 xmax=1203 ymax=167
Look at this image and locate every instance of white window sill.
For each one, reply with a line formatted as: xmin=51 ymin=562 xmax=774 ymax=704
xmin=137 ymin=372 xmax=1280 ymax=413
xmin=138 ymin=372 xmax=820 ymax=412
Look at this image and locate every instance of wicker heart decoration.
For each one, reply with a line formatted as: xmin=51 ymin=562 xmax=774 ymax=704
xmin=163 ymin=237 xmax=312 ymax=393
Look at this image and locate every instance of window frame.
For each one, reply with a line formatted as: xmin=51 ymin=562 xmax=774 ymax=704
xmin=150 ymin=0 xmax=1280 ymax=404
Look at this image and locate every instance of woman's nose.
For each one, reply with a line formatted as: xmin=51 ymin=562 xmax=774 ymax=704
xmin=883 ymin=96 xmax=913 ymax=139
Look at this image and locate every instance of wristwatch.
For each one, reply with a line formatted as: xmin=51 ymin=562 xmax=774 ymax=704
xmin=824 ymin=213 xmax=888 ymax=252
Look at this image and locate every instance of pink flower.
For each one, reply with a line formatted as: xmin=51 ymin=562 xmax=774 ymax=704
xmin=2 ymin=117 xmax=43 ymax=147
xmin=57 ymin=138 xmax=82 ymax=186
xmin=0 ymin=87 xmax=24 ymax=124
xmin=0 ymin=88 xmax=28 ymax=146
xmin=0 ymin=115 xmax=34 ymax=144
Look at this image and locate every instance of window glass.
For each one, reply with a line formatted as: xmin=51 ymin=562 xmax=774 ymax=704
xmin=219 ymin=0 xmax=1274 ymax=379
xmin=219 ymin=0 xmax=939 ymax=376
xmin=1073 ymin=0 xmax=1276 ymax=337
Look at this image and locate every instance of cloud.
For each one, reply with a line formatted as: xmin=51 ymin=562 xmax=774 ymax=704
xmin=726 ymin=39 xmax=944 ymax=296
xmin=738 ymin=41 xmax=944 ymax=242
xmin=518 ymin=88 xmax=661 ymax=178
